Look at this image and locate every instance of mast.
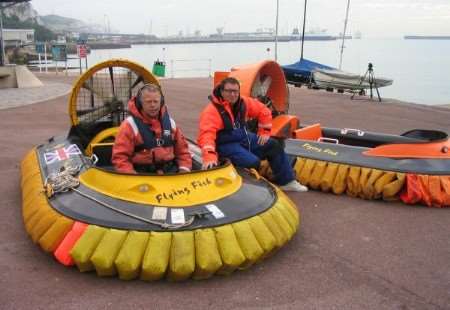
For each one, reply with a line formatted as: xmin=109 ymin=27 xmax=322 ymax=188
xmin=0 ymin=5 xmax=5 ymax=66
xmin=338 ymin=0 xmax=351 ymax=69
xmin=275 ymin=0 xmax=279 ymax=61
xmin=300 ymin=0 xmax=307 ymax=60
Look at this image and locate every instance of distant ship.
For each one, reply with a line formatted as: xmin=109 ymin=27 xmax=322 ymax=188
xmin=404 ymin=35 xmax=450 ymax=40
xmin=205 ymin=28 xmax=337 ymax=42
xmin=336 ymin=33 xmax=353 ymax=40
xmin=290 ymin=34 xmax=336 ymax=41
xmin=291 ymin=27 xmax=336 ymax=41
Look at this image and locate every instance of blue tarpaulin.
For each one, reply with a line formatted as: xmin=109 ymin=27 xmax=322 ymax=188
xmin=282 ymin=58 xmax=335 ymax=84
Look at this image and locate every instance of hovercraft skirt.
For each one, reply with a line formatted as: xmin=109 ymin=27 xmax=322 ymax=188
xmin=21 ymin=148 xmax=300 ymax=280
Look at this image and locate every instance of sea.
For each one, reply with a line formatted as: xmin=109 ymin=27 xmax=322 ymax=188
xmin=73 ymin=38 xmax=450 ymax=106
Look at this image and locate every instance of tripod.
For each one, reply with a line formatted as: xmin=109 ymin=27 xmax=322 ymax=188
xmin=351 ymin=63 xmax=382 ymax=102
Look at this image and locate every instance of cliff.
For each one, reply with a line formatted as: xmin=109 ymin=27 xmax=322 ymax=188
xmin=3 ymin=2 xmax=40 ymax=22
xmin=3 ymin=3 xmax=102 ymax=34
xmin=39 ymin=15 xmax=103 ymax=33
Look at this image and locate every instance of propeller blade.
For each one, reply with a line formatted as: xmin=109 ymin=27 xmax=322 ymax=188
xmin=77 ymin=97 xmax=125 ymax=121
xmin=82 ymin=80 xmax=103 ymax=97
xmin=88 ymin=78 xmax=95 ymax=108
xmin=77 ymin=105 xmax=113 ymax=122
xmin=130 ymin=75 xmax=144 ymax=90
xmin=251 ymin=74 xmax=272 ymax=98
xmin=128 ymin=75 xmax=144 ymax=99
xmin=260 ymin=75 xmax=272 ymax=97
xmin=76 ymin=106 xmax=105 ymax=116
xmin=108 ymin=66 xmax=116 ymax=98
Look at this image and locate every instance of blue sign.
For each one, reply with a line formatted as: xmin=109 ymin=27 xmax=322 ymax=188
xmin=51 ymin=44 xmax=67 ymax=61
xmin=36 ymin=42 xmax=45 ymax=54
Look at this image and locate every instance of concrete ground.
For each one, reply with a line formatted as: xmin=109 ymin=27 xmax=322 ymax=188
xmin=0 ymin=73 xmax=73 ymax=110
xmin=1 ymin=74 xmax=449 ymax=310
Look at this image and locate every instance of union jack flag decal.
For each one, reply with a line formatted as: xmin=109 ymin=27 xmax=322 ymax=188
xmin=44 ymin=144 xmax=82 ymax=164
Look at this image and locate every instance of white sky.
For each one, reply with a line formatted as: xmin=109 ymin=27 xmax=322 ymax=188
xmin=32 ymin=0 xmax=450 ymax=37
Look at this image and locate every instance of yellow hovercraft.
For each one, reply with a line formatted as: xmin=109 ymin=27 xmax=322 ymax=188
xmin=20 ymin=59 xmax=299 ymax=281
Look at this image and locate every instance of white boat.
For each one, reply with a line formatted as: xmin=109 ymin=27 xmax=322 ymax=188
xmin=312 ymin=68 xmax=393 ymax=91
xmin=283 ymin=0 xmax=393 ymax=97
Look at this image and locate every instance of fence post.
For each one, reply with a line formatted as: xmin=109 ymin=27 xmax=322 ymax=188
xmin=38 ymin=53 xmax=42 ymax=73
xmin=208 ymin=59 xmax=212 ymax=77
xmin=44 ymin=43 xmax=48 ymax=73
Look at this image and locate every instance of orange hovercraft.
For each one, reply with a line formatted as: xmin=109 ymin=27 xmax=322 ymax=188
xmin=215 ymin=60 xmax=450 ymax=208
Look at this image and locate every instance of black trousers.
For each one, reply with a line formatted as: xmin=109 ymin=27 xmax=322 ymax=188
xmin=134 ymin=160 xmax=178 ymax=174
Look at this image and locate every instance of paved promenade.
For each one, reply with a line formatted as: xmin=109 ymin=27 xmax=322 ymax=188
xmin=0 ymin=74 xmax=74 ymax=110
xmin=1 ymin=75 xmax=449 ymax=310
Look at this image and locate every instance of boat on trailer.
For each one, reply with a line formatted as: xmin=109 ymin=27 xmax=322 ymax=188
xmin=282 ymin=0 xmax=393 ymax=94
xmin=283 ymin=59 xmax=393 ymax=93
xmin=312 ymin=68 xmax=393 ymax=92
xmin=282 ymin=58 xmax=334 ymax=86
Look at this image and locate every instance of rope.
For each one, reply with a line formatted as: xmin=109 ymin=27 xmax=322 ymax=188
xmin=44 ymin=161 xmax=196 ymax=229
xmin=72 ymin=187 xmax=195 ymax=229
xmin=44 ymin=164 xmax=81 ymax=196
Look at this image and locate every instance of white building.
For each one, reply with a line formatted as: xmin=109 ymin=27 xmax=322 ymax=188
xmin=3 ymin=29 xmax=35 ymax=46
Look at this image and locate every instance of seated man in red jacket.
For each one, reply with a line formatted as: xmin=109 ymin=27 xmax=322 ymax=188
xmin=112 ymin=83 xmax=192 ymax=174
xmin=197 ymin=77 xmax=307 ymax=192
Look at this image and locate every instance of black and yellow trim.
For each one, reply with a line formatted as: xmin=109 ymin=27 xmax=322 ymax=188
xmin=21 ymin=147 xmax=300 ymax=281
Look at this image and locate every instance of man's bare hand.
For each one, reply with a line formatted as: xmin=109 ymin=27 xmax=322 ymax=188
xmin=202 ymin=160 xmax=218 ymax=170
xmin=257 ymin=135 xmax=270 ymax=145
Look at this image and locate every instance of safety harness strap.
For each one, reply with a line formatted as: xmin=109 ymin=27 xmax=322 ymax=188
xmin=213 ymin=99 xmax=246 ymax=131
xmin=132 ymin=110 xmax=173 ymax=152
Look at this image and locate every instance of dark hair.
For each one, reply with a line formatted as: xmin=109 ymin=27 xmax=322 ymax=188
xmin=213 ymin=77 xmax=240 ymax=99
xmin=135 ymin=83 xmax=165 ymax=110
xmin=219 ymin=77 xmax=240 ymax=91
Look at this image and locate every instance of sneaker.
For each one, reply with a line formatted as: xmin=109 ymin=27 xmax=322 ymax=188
xmin=280 ymin=180 xmax=308 ymax=192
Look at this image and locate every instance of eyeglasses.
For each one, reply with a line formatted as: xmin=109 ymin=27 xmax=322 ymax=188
xmin=222 ymin=89 xmax=240 ymax=95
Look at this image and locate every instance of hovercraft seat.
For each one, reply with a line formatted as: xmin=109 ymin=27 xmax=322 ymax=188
xmin=290 ymin=124 xmax=445 ymax=148
xmin=400 ymin=129 xmax=448 ymax=142
xmin=90 ymin=142 xmax=114 ymax=167
xmin=90 ymin=141 xmax=203 ymax=172
xmin=293 ymin=123 xmax=322 ymax=141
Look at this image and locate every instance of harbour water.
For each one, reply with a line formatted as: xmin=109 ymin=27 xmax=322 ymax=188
xmin=80 ymin=38 xmax=450 ymax=106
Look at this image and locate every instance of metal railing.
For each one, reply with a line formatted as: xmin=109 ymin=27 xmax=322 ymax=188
xmin=169 ymin=58 xmax=212 ymax=78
